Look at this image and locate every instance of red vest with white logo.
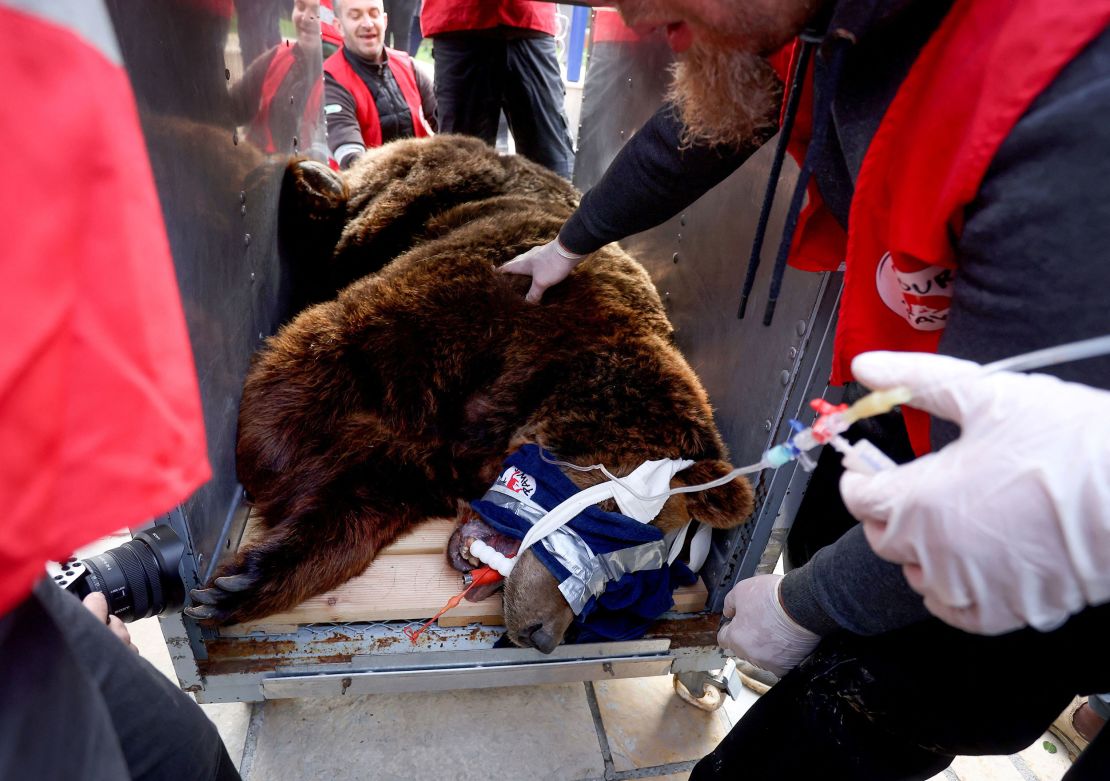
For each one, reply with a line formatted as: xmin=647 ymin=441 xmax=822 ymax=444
xmin=775 ymin=0 xmax=1110 ymax=453
xmin=250 ymin=44 xmax=324 ymax=154
xmin=420 ymin=0 xmax=557 ymax=37
xmin=324 ymin=47 xmax=429 ymax=148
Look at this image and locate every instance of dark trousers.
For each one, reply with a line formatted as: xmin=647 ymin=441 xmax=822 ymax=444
xmin=383 ymin=0 xmax=418 ymax=53
xmin=692 ymin=603 xmax=1110 ymax=780
xmin=432 ymin=33 xmax=575 ymax=179
xmin=234 ymin=0 xmax=282 ymax=68
xmin=0 ymin=580 xmax=239 ymax=781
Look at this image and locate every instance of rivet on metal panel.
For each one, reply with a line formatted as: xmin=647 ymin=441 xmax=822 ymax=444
xmin=680 ymin=214 xmax=687 ymax=227
xmin=788 ymin=346 xmax=798 ymax=360
xmin=620 ymin=129 xmax=626 ymax=138
xmin=795 ymin=320 xmax=807 ymax=336
xmin=244 ymin=233 xmax=252 ymax=247
xmin=290 ymin=95 xmax=295 ymax=104
xmin=677 ymin=232 xmax=683 ymax=243
xmin=627 ymin=77 xmax=633 ymax=87
xmin=763 ymin=419 xmax=772 ymax=432
xmin=292 ymin=136 xmax=299 ymax=148
xmin=780 ymin=370 xmax=791 ymax=386
xmin=224 ymin=68 xmax=230 ymax=81
xmin=239 ymin=191 xmax=246 ymax=204
xmin=240 ymin=204 xmax=247 ymax=217
xmin=232 ymin=130 xmax=238 ymax=146
xmin=672 ymin=252 xmax=679 ymax=264
xmin=258 ymin=332 xmax=264 ymax=340
xmin=250 ymin=271 xmax=255 ymax=280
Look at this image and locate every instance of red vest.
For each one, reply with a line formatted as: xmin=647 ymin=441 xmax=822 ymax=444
xmin=250 ymin=43 xmax=324 ymax=154
xmin=592 ymin=8 xmax=641 ymax=45
xmin=319 ymin=0 xmax=344 ymax=50
xmin=420 ymin=0 xmax=557 ymax=38
xmin=777 ymin=0 xmax=1110 ymax=454
xmin=324 ymin=47 xmax=429 ymax=148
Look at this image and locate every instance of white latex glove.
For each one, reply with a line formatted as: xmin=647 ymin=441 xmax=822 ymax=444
xmin=497 ymin=239 xmax=586 ymax=303
xmin=717 ymin=574 xmax=820 ymax=677
xmin=840 ymin=351 xmax=1110 ymax=635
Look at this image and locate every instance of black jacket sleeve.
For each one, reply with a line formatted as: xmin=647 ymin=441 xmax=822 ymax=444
xmin=558 ymin=104 xmax=771 ymax=254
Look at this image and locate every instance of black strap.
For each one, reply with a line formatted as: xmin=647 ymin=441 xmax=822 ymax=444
xmin=737 ymin=35 xmax=819 ymax=320
xmin=762 ymin=35 xmax=852 ymax=326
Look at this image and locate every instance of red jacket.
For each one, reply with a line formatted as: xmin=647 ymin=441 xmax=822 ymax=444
xmin=324 ymin=47 xmax=429 ymax=147
xmin=420 ymin=0 xmax=557 ymax=37
xmin=249 ymin=43 xmax=324 ymax=153
xmin=1 ymin=5 xmax=209 ymax=615
xmin=775 ymin=0 xmax=1110 ymax=453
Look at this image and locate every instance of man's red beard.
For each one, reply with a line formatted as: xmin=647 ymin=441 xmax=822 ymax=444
xmin=666 ymin=42 xmax=782 ymax=149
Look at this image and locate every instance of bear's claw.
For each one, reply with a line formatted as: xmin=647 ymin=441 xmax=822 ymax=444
xmin=183 ymin=602 xmax=218 ymax=620
xmin=214 ymin=574 xmax=255 ymax=592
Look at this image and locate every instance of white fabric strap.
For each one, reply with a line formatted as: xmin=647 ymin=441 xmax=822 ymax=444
xmin=517 ymin=457 xmax=693 ymax=557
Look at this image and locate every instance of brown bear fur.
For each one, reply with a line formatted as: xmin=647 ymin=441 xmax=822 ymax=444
xmin=187 ymin=136 xmax=753 ymax=634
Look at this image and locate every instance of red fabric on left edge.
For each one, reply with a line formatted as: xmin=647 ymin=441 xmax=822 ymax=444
xmin=0 ymin=7 xmax=210 ymax=617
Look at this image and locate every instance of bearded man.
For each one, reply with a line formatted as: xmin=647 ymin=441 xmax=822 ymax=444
xmin=502 ymin=1 xmax=1110 ymax=778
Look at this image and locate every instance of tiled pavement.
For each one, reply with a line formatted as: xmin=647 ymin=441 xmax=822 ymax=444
xmin=124 ymin=615 xmax=1075 ymax=781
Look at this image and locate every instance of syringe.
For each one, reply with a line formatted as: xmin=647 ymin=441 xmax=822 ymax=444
xmin=762 ymin=333 xmax=1110 ymax=476
xmin=762 ymin=387 xmax=911 ymax=475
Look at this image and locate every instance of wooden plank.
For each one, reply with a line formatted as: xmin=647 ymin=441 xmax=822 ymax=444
xmin=379 ymin=518 xmax=455 ymax=555
xmin=238 ymin=516 xmax=456 ymax=556
xmin=226 ymin=578 xmax=706 ymax=634
xmin=225 ymin=554 xmax=485 ymax=631
xmin=672 ymin=579 xmax=709 ymax=613
xmin=222 ymin=520 xmax=709 ymax=633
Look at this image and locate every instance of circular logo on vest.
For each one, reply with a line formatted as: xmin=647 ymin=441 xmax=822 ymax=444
xmin=875 ymin=252 xmax=954 ymax=331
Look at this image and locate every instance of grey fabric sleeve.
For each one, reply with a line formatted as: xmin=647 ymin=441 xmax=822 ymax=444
xmin=779 ymin=26 xmax=1110 ymax=637
xmin=558 ymin=104 xmax=768 ymax=255
xmin=780 ymin=525 xmax=929 ymax=635
xmin=413 ymin=59 xmax=438 ymax=131
xmin=324 ymin=72 xmax=366 ymax=168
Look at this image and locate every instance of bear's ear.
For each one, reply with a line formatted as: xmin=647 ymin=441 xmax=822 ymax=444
xmin=279 ymin=159 xmax=350 ymax=308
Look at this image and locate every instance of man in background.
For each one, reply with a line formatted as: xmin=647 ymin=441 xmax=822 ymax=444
xmin=324 ymin=0 xmax=436 ymax=169
xmin=420 ymin=0 xmax=575 ymax=178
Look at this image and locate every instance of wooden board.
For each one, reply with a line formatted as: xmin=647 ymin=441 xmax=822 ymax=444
xmin=237 ymin=516 xmax=456 ymax=556
xmin=221 ymin=518 xmax=708 ymax=635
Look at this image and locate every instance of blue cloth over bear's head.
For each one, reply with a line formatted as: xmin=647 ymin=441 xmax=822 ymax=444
xmin=470 ymin=445 xmax=696 ymax=643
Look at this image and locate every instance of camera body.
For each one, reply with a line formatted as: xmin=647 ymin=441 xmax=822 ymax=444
xmin=48 ymin=525 xmax=187 ymax=623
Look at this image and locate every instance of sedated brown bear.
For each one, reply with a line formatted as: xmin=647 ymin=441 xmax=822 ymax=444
xmin=186 ymin=135 xmax=754 ymax=652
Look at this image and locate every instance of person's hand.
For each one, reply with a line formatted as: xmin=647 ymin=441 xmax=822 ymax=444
xmin=840 ymin=351 xmax=1110 ymax=635
xmin=497 ymin=239 xmax=586 ymax=303
xmin=82 ymin=592 xmax=139 ymax=653
xmin=717 ymin=574 xmax=819 ymax=677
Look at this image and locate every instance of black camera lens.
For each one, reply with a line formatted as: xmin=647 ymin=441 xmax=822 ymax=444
xmin=80 ymin=525 xmax=187 ymax=622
